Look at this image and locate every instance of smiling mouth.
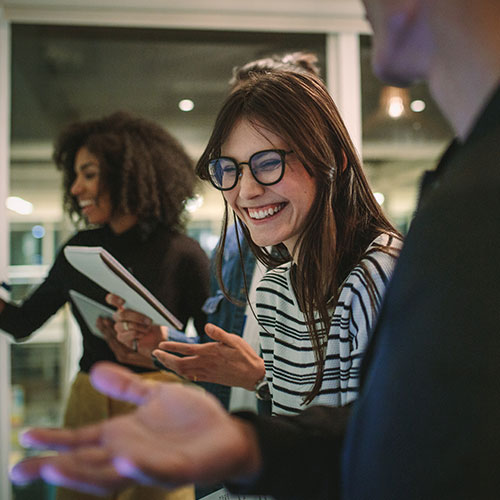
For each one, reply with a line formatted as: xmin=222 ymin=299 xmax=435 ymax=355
xmin=247 ymin=203 xmax=285 ymax=220
xmin=79 ymin=199 xmax=94 ymax=208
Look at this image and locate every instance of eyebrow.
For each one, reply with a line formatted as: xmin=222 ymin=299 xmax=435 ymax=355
xmin=75 ymin=161 xmax=98 ymax=173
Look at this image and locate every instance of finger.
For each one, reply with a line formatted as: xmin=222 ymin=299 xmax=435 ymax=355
xmin=157 ymin=341 xmax=199 ymax=356
xmin=90 ymin=362 xmax=154 ymax=405
xmin=113 ymin=309 xmax=153 ymax=327
xmin=97 ymin=317 xmax=114 ymax=336
xmin=204 ymin=323 xmax=240 ymax=347
xmin=106 ymin=293 xmax=125 ymax=308
xmin=114 ymin=320 xmax=151 ymax=337
xmin=112 ymin=456 xmax=183 ymax=489
xmin=96 ymin=316 xmax=106 ymax=334
xmin=20 ymin=425 xmax=101 ymax=451
xmin=151 ymin=349 xmax=184 ymax=373
xmin=10 ymin=455 xmax=56 ymax=485
xmin=160 ymin=325 xmax=170 ymax=340
xmin=116 ymin=330 xmax=137 ymax=345
xmin=152 ymin=350 xmax=202 ymax=381
xmin=105 ymin=332 xmax=127 ymax=353
xmin=38 ymin=448 xmax=131 ymax=495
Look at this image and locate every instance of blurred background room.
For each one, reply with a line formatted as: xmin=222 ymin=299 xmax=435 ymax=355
xmin=0 ymin=1 xmax=453 ymax=498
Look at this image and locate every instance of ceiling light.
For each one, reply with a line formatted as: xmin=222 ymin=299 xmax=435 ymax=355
xmin=379 ymin=87 xmax=409 ymax=119
xmin=6 ymin=196 xmax=33 ymax=215
xmin=178 ymin=99 xmax=194 ymax=112
xmin=388 ymin=97 xmax=404 ymax=118
xmin=410 ymin=99 xmax=426 ymax=113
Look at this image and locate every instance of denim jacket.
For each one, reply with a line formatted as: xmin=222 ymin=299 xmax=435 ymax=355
xmin=166 ymin=225 xmax=254 ymax=343
xmin=202 ymin=226 xmax=256 ymax=338
xmin=199 ymin=224 xmax=256 ymax=409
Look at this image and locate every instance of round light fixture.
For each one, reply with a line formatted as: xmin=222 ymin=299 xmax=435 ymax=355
xmin=178 ymin=99 xmax=194 ymax=112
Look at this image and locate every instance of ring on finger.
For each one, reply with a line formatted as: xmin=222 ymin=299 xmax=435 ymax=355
xmin=132 ymin=338 xmax=138 ymax=352
xmin=123 ymin=321 xmax=129 ymax=331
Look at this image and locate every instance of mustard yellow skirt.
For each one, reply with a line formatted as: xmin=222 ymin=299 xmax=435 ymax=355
xmin=56 ymin=370 xmax=194 ymax=500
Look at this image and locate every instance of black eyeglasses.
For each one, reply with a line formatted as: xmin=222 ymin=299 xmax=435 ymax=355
xmin=208 ymin=149 xmax=293 ymax=191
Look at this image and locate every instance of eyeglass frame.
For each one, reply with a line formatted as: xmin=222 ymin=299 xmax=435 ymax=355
xmin=207 ymin=149 xmax=293 ymax=191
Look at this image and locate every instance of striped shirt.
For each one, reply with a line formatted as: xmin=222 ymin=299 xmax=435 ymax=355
xmin=256 ymin=233 xmax=402 ymax=415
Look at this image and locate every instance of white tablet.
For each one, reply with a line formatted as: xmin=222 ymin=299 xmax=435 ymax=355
xmin=69 ymin=289 xmax=115 ymax=339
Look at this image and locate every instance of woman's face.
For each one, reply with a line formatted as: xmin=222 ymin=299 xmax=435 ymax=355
xmin=70 ymin=146 xmax=113 ymax=226
xmin=221 ymin=119 xmax=317 ymax=257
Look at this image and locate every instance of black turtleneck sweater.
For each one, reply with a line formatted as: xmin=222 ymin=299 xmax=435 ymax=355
xmin=0 ymin=222 xmax=209 ymax=373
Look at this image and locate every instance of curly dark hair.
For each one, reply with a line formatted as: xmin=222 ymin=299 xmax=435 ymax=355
xmin=53 ymin=111 xmax=196 ymax=231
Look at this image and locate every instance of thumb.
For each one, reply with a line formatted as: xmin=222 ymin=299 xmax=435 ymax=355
xmin=90 ymin=362 xmax=153 ymax=405
xmin=106 ymin=293 xmax=125 ymax=309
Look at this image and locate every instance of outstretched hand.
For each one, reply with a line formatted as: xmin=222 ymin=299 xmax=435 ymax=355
xmin=153 ymin=323 xmax=266 ymax=390
xmin=10 ymin=362 xmax=262 ymax=495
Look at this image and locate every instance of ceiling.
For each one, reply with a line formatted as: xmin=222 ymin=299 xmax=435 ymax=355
xmin=8 ymin=21 xmax=453 ymax=231
xmin=11 ymin=25 xmax=326 ymax=150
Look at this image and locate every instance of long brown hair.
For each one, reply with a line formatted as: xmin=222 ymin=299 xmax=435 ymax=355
xmin=197 ymin=72 xmax=400 ymax=403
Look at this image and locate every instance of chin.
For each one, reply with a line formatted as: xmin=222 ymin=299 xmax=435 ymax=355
xmin=247 ymin=231 xmax=281 ymax=248
xmin=86 ymin=216 xmax=107 ymax=226
xmin=374 ymin=66 xmax=414 ymax=88
xmin=372 ymin=53 xmax=425 ymax=88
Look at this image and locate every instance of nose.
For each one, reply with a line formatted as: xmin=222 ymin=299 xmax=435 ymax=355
xmin=70 ymin=176 xmax=82 ymax=196
xmin=237 ymin=165 xmax=264 ymax=200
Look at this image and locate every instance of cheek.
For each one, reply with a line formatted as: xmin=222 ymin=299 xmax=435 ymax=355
xmin=222 ymin=191 xmax=238 ymax=212
xmin=290 ymin=177 xmax=317 ymax=216
xmin=306 ymin=183 xmax=317 ymax=211
xmin=97 ymin=191 xmax=113 ymax=213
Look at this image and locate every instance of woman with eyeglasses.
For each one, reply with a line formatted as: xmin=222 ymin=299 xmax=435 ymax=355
xmin=150 ymin=70 xmax=402 ymax=415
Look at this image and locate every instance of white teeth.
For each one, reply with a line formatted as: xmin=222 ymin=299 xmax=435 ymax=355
xmin=248 ymin=204 xmax=282 ymax=220
xmin=79 ymin=200 xmax=93 ymax=208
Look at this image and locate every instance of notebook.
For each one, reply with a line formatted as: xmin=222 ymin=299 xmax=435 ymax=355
xmin=64 ymin=245 xmax=183 ymax=330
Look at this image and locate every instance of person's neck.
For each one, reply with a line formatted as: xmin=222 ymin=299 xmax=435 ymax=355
xmin=109 ymin=214 xmax=138 ymax=234
xmin=428 ymin=6 xmax=500 ymax=141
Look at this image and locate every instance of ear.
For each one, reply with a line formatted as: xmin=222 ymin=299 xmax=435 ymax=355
xmin=341 ymin=150 xmax=348 ymax=172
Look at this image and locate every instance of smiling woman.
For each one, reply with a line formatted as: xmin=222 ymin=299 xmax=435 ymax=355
xmin=219 ymin=120 xmax=316 ymax=252
xmin=150 ymin=71 xmax=403 ymax=416
xmin=0 ymin=111 xmax=209 ymax=500
xmin=71 ymin=147 xmax=114 ymax=225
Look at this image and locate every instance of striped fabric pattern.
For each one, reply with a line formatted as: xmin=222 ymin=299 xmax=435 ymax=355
xmin=256 ymin=233 xmax=402 ymax=415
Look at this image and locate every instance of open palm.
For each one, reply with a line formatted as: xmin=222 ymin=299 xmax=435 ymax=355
xmin=10 ymin=362 xmax=261 ymax=495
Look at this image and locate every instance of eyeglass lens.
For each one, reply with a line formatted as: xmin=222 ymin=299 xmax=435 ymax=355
xmin=209 ymin=149 xmax=284 ymax=190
